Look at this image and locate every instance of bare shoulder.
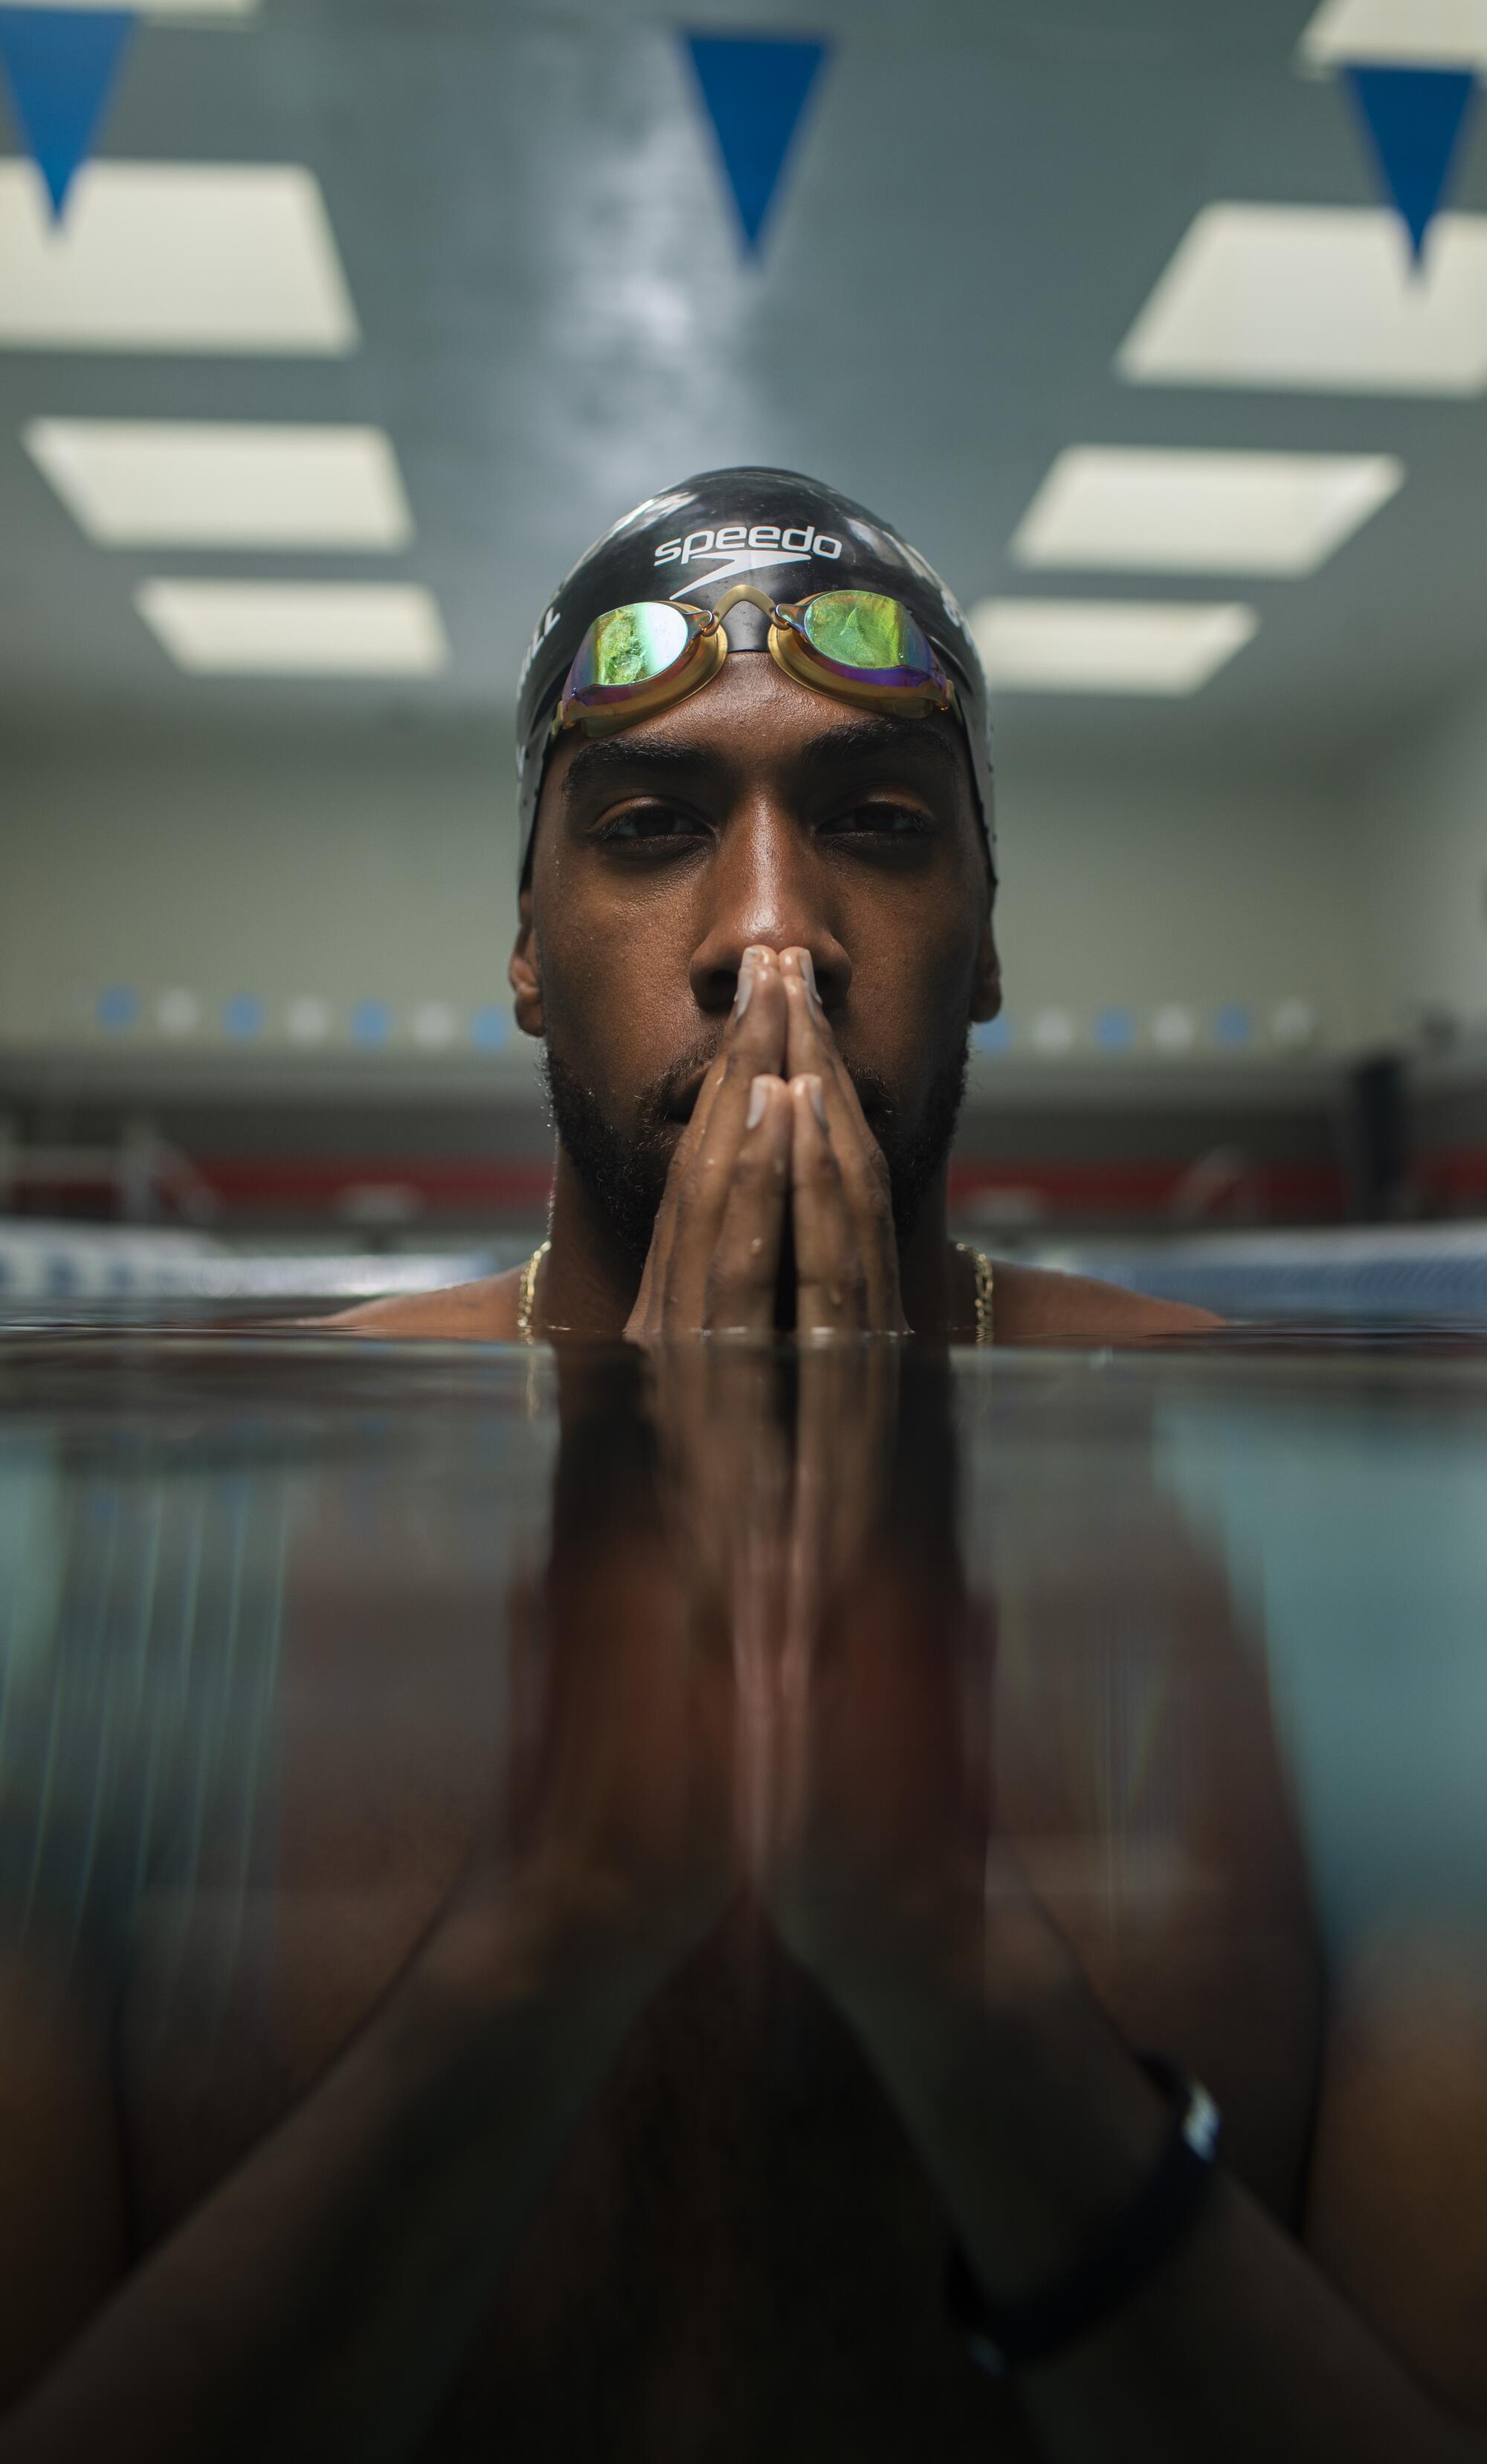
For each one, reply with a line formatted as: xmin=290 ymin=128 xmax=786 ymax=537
xmin=990 ymin=1259 xmax=1221 ymax=1344
xmin=312 ymin=1270 xmax=526 ymax=1342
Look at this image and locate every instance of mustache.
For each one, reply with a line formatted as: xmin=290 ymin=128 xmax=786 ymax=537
xmin=636 ymin=1035 xmax=894 ymax=1132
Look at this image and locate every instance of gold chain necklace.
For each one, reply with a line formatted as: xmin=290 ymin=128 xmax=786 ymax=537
xmin=515 ymin=1238 xmax=550 ymax=1342
xmin=955 ymin=1242 xmax=995 ymax=1345
xmin=515 ymin=1236 xmax=992 ymax=1344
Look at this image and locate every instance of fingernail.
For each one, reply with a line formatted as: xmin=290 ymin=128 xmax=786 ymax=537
xmin=799 ymin=951 xmax=818 ymax=998
xmin=735 ymin=958 xmax=755 ymax=1018
xmin=746 ymin=1076 xmax=769 ymax=1130
xmin=807 ymin=1076 xmax=827 ymax=1128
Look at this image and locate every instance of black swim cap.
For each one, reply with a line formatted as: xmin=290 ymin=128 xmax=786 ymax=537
xmin=515 ymin=466 xmax=995 ymax=879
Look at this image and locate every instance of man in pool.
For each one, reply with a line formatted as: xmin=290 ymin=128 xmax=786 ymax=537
xmin=335 ymin=468 xmax=1211 ymax=1347
xmin=4 ymin=478 xmax=1487 ymax=2463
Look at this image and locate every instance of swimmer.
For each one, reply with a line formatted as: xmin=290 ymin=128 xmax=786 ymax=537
xmin=7 ymin=481 xmax=1486 ymax=2464
xmin=331 ymin=469 xmax=1215 ymax=1345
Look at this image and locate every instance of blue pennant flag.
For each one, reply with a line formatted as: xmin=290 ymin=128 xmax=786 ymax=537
xmin=1344 ymin=62 xmax=1479 ymax=269
xmin=0 ymin=4 xmax=135 ymax=221
xmin=684 ymin=33 xmax=829 ymax=253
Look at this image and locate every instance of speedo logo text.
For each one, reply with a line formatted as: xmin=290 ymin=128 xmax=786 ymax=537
xmin=654 ymin=521 xmax=845 ymax=595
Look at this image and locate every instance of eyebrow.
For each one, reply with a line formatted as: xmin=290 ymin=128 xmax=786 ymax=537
xmin=790 ymin=712 xmax=964 ymax=792
xmin=559 ymin=734 xmax=726 ymax=809
xmin=558 ymin=708 xmax=964 ymax=810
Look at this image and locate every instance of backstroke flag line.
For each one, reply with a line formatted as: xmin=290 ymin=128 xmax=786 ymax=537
xmin=1343 ymin=61 xmax=1480 ymax=270
xmin=683 ymin=33 xmax=829 ymax=254
xmin=0 ymin=3 xmax=135 ymax=220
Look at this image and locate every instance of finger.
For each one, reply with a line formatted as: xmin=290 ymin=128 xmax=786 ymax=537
xmin=662 ymin=958 xmax=790 ymax=1328
xmin=703 ymin=1074 xmax=791 ymax=1333
xmin=794 ymin=1339 xmax=899 ymax=1594
xmin=790 ymin=1076 xmax=868 ymax=1339
xmin=780 ymin=953 xmax=901 ymax=1330
xmin=686 ymin=943 xmax=788 ymax=1160
xmin=779 ymin=948 xmax=868 ymax=1131
xmin=634 ymin=948 xmax=787 ymax=1336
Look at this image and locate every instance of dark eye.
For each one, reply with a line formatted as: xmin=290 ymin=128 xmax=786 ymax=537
xmin=593 ymin=803 xmax=707 ymax=847
xmin=825 ymin=803 xmax=933 ymax=841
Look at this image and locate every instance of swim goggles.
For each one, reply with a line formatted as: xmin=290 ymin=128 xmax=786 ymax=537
xmin=553 ymin=582 xmax=955 ymax=740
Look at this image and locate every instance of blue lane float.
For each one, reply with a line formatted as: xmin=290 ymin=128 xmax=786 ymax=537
xmin=1095 ymin=1007 xmax=1138 ymax=1053
xmin=471 ymin=1004 xmax=509 ymax=1052
xmin=350 ymin=999 xmax=392 ymax=1048
xmin=96 ymin=986 xmax=140 ymax=1032
xmin=222 ymin=994 xmax=266 ymax=1041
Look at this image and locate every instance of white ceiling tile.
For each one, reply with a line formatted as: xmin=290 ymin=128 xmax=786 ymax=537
xmin=1013 ymin=447 xmax=1403 ymax=576
xmin=1119 ymin=205 xmax=1487 ymax=395
xmin=26 ymin=421 xmax=411 ymax=547
xmin=0 ymin=163 xmax=357 ymax=352
xmin=1299 ymin=0 xmax=1487 ymax=71
xmin=136 ymin=581 xmax=448 ymax=675
xmin=969 ymin=598 xmax=1258 ymax=694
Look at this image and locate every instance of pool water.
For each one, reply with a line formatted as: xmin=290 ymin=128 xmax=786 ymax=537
xmin=1 ymin=1313 xmax=1485 ymax=2455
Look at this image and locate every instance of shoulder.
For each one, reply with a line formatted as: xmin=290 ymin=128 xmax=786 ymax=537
xmin=990 ymin=1259 xmax=1221 ymax=1344
xmin=312 ymin=1270 xmax=526 ymax=1342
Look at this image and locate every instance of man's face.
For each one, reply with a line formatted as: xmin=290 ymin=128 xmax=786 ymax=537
xmin=517 ymin=653 xmax=999 ymax=1263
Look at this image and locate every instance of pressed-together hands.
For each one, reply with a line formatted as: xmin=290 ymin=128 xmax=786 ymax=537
xmin=625 ymin=945 xmax=908 ymax=1340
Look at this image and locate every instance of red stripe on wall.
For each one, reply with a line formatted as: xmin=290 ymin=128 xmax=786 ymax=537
xmin=22 ymin=1147 xmax=1487 ymax=1223
xmin=1428 ymin=1146 xmax=1487 ymax=1200
xmin=194 ymin=1158 xmax=558 ymax=1209
xmin=946 ymin=1159 xmax=1346 ymax=1216
xmin=177 ymin=1152 xmax=1352 ymax=1220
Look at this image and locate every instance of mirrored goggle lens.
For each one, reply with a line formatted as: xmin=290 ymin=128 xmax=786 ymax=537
xmin=564 ymin=601 xmax=693 ymax=705
xmin=799 ymin=591 xmax=940 ymax=689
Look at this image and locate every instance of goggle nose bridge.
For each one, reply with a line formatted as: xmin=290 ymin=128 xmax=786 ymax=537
xmin=707 ymin=581 xmax=784 ymax=624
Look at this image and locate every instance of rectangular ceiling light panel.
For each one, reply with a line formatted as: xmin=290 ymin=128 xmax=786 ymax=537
xmin=0 ymin=164 xmax=356 ymax=352
xmin=1119 ymin=205 xmax=1487 ymax=395
xmin=137 ymin=581 xmax=448 ymax=676
xmin=1013 ymin=447 xmax=1404 ymax=575
xmin=968 ymin=600 xmax=1257 ymax=695
xmin=26 ymin=421 xmax=412 ymax=548
xmin=1299 ymin=0 xmax=1487 ymax=69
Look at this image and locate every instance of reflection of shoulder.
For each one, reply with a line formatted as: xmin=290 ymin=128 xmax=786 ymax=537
xmin=316 ymin=1270 xmax=524 ymax=1342
xmin=990 ymin=1259 xmax=1221 ymax=1343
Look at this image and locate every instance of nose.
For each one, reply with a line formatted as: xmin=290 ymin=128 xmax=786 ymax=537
xmin=688 ymin=802 xmax=852 ymax=1017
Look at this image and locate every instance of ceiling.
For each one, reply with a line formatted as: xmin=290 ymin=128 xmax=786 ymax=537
xmin=5 ymin=0 xmax=1487 ymax=774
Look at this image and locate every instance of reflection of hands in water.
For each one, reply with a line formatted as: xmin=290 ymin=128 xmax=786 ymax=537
xmin=644 ymin=1340 xmax=911 ymax=1896
xmin=470 ymin=1342 xmax=978 ymax=2011
xmin=636 ymin=1341 xmax=1061 ymax=2022
xmin=746 ymin=1350 xmax=1070 ymax=2029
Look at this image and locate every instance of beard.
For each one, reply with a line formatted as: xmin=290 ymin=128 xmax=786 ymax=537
xmin=543 ymin=1028 xmax=969 ymax=1272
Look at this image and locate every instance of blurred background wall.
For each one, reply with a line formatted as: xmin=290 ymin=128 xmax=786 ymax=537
xmin=4 ymin=0 xmax=1487 ymax=1264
